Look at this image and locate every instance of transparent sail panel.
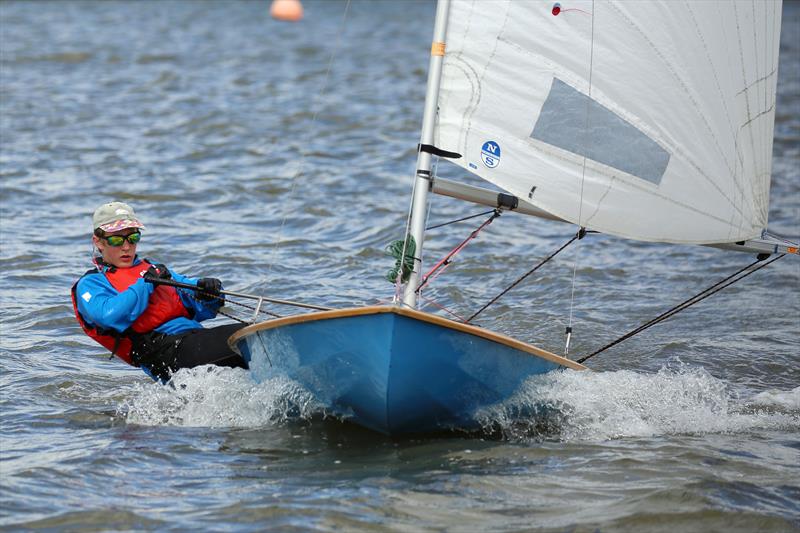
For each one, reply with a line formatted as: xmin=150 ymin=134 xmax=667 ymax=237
xmin=531 ymin=78 xmax=669 ymax=185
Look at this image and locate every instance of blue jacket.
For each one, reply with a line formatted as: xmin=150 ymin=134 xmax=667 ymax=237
xmin=75 ymin=257 xmax=222 ymax=336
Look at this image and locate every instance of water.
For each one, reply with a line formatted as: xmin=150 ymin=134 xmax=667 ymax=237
xmin=1 ymin=1 xmax=798 ymax=530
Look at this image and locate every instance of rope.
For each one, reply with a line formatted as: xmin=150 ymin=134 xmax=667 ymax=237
xmin=418 ymin=294 xmax=469 ymax=323
xmin=467 ymin=228 xmax=586 ymax=323
xmin=222 ymin=298 xmax=282 ymax=319
xmin=576 ymin=253 xmax=786 ymax=364
xmin=426 ymin=209 xmax=497 ymax=231
xmin=216 ymin=307 xmax=249 ymax=324
xmin=416 ymin=210 xmax=500 ymax=294
xmin=189 ymin=290 xmax=282 ymax=322
xmin=385 ymin=235 xmax=417 ymax=284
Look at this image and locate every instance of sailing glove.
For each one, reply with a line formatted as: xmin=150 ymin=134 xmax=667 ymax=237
xmin=143 ymin=264 xmax=171 ymax=282
xmin=197 ymin=278 xmax=223 ymax=302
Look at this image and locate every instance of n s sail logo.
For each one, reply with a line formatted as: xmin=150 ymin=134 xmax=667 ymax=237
xmin=480 ymin=141 xmax=500 ymax=168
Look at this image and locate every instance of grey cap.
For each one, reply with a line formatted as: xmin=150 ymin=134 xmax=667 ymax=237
xmin=92 ymin=202 xmax=145 ymax=232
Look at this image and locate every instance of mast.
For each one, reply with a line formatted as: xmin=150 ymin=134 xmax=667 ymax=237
xmin=403 ymin=0 xmax=451 ymax=308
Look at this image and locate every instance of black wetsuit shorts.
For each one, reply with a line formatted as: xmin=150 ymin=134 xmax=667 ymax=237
xmin=131 ymin=323 xmax=248 ymax=382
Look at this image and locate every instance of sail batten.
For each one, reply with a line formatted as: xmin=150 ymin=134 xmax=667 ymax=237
xmin=433 ymin=0 xmax=782 ymax=245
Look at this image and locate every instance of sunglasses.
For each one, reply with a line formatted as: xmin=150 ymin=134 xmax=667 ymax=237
xmin=103 ymin=232 xmax=141 ymax=247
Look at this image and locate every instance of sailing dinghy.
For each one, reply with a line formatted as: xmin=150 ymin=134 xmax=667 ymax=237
xmin=230 ymin=0 xmax=797 ymax=435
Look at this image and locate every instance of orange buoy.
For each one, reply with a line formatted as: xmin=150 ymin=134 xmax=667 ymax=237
xmin=270 ymin=0 xmax=304 ymax=22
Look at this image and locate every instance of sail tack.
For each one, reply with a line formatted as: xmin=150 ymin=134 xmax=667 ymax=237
xmin=433 ymin=0 xmax=782 ymax=244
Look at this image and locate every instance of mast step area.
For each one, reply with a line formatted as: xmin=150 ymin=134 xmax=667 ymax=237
xmin=708 ymin=232 xmax=799 ymax=257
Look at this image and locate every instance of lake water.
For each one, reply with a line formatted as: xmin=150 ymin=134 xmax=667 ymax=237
xmin=1 ymin=1 xmax=798 ymax=531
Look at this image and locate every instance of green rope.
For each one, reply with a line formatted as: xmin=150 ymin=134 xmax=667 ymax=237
xmin=385 ymin=235 xmax=416 ymax=283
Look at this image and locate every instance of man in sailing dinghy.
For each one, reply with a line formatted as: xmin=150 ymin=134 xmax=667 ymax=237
xmin=71 ymin=201 xmax=248 ymax=381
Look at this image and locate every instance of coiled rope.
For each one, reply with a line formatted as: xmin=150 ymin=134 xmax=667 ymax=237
xmin=385 ymin=235 xmax=417 ymax=284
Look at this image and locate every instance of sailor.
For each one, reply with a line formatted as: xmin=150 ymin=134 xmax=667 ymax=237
xmin=71 ymin=201 xmax=248 ymax=381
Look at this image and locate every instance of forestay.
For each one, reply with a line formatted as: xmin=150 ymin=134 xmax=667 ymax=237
xmin=433 ymin=0 xmax=782 ymax=244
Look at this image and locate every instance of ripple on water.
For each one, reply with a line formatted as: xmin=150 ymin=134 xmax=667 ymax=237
xmin=0 ymin=1 xmax=798 ymax=531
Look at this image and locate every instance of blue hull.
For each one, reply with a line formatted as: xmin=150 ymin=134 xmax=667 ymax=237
xmin=231 ymin=307 xmax=583 ymax=435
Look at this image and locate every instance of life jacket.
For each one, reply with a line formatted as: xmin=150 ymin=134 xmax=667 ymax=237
xmin=71 ymin=259 xmax=191 ymax=365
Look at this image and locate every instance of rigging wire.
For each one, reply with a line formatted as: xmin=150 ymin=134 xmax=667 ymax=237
xmin=415 ymin=210 xmax=500 ymax=294
xmin=426 ymin=209 xmax=498 ymax=231
xmin=418 ymin=294 xmax=468 ymax=323
xmin=467 ymin=228 xmax=588 ymax=324
xmin=188 ymin=289 xmax=282 ymax=323
xmin=576 ymin=253 xmax=786 ymax=364
xmin=565 ymin=0 xmax=596 ymax=356
xmin=266 ymin=0 xmax=353 ymax=281
xmin=216 ymin=307 xmax=250 ymax=324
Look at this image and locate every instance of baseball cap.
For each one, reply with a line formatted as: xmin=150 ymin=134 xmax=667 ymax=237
xmin=92 ymin=202 xmax=145 ymax=232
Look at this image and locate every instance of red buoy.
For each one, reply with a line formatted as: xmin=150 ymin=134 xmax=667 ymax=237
xmin=270 ymin=0 xmax=303 ymax=22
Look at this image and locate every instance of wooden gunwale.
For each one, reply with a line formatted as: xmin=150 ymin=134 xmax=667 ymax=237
xmin=228 ymin=305 xmax=587 ymax=371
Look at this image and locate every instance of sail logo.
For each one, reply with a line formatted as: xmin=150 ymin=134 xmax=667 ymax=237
xmin=480 ymin=141 xmax=501 ymax=168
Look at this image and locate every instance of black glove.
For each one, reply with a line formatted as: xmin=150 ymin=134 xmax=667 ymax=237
xmin=197 ymin=277 xmax=223 ymax=302
xmin=143 ymin=264 xmax=171 ymax=283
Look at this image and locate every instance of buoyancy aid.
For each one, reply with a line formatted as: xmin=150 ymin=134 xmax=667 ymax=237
xmin=71 ymin=260 xmax=191 ymax=365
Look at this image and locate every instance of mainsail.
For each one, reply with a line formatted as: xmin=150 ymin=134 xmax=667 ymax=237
xmin=432 ymin=0 xmax=782 ymax=245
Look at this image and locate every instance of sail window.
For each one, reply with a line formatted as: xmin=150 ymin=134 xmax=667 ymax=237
xmin=531 ymin=78 xmax=670 ymax=185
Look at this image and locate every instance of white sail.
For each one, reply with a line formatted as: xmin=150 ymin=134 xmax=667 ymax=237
xmin=433 ymin=0 xmax=782 ymax=244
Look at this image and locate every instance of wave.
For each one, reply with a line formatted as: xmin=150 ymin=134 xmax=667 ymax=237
xmin=118 ymin=362 xmax=799 ymax=441
xmin=751 ymin=386 xmax=800 ymax=411
xmin=477 ymin=363 xmax=800 ymax=441
xmin=119 ymin=366 xmax=323 ymax=428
